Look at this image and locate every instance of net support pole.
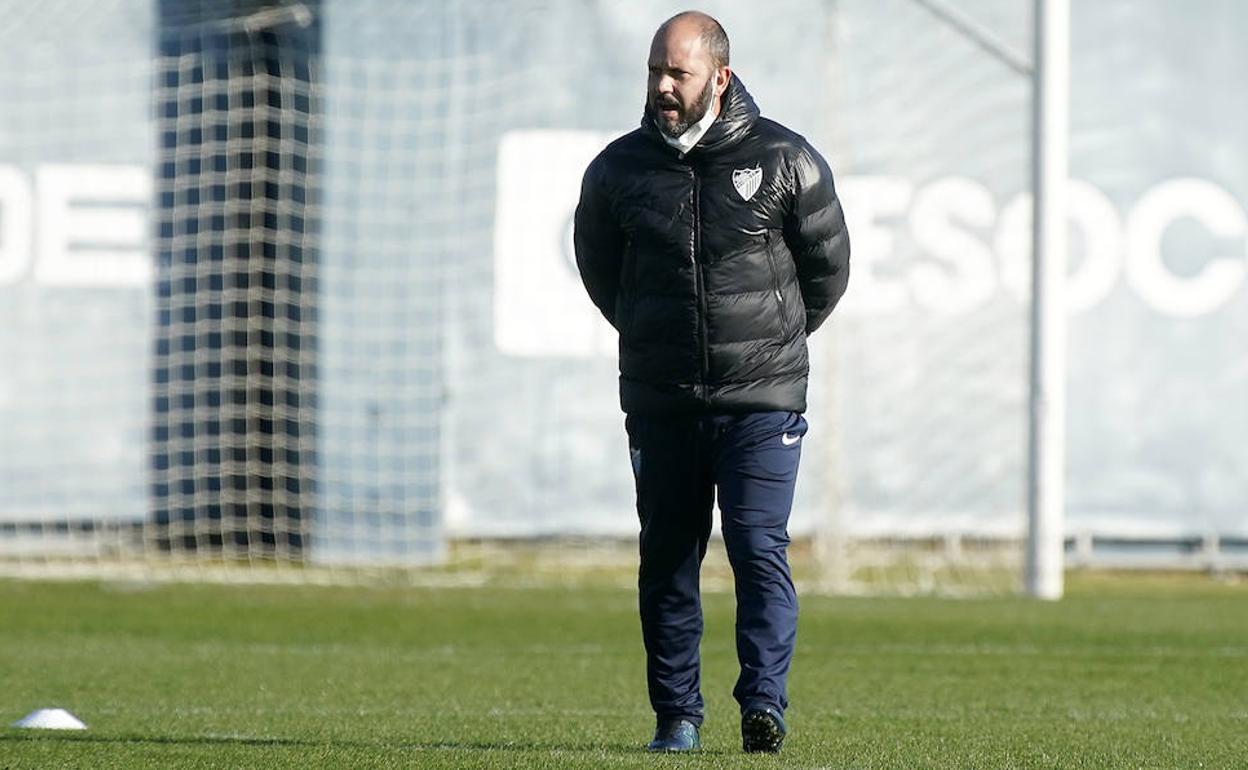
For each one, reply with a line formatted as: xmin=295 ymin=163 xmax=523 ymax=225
xmin=1026 ymin=0 xmax=1069 ymax=600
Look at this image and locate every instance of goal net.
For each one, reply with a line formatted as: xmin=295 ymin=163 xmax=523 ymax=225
xmin=0 ymin=0 xmax=1033 ymax=590
xmin=7 ymin=1 xmax=1241 ymax=592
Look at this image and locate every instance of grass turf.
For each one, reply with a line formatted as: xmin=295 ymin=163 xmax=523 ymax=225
xmin=1 ymin=572 xmax=1245 ymax=768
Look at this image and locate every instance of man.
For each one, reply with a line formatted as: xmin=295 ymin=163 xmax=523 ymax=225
xmin=574 ymin=10 xmax=850 ymax=755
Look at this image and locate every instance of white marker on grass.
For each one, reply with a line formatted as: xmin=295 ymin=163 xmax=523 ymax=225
xmin=11 ymin=708 xmax=87 ymax=730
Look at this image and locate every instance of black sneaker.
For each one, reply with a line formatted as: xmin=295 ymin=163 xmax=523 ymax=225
xmin=646 ymin=718 xmax=701 ymax=752
xmin=741 ymin=707 xmax=786 ymax=753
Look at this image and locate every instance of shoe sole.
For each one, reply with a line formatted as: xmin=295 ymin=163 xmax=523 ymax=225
xmin=742 ymin=711 xmax=785 ymax=753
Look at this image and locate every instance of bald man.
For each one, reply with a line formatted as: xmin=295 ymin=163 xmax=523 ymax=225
xmin=575 ymin=11 xmax=849 ymax=753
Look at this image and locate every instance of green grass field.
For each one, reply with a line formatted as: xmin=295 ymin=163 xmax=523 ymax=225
xmin=1 ymin=571 xmax=1245 ymax=769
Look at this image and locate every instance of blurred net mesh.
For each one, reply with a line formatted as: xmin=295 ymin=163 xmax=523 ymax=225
xmin=0 ymin=0 xmax=156 ymax=562
xmin=820 ymin=1 xmax=1033 ymax=593
xmin=150 ymin=9 xmax=319 ymax=563
xmin=0 ymin=0 xmax=1035 ymax=593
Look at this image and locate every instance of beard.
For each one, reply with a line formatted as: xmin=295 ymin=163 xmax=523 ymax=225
xmin=652 ymin=74 xmax=717 ymax=139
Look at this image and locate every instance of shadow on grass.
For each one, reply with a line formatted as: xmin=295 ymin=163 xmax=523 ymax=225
xmin=1 ymin=730 xmax=732 ymax=756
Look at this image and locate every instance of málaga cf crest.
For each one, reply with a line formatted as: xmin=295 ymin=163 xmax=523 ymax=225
xmin=732 ymin=166 xmax=762 ymax=201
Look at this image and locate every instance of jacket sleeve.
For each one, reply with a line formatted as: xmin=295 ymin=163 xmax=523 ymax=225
xmin=782 ymin=141 xmax=850 ymax=335
xmin=573 ymin=157 xmax=625 ymax=329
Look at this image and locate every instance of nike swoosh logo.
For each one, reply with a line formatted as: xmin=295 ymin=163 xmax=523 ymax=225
xmin=781 ymin=433 xmax=801 ymax=446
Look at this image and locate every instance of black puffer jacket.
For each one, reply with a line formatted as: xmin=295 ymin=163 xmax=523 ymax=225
xmin=574 ymin=74 xmax=849 ymax=415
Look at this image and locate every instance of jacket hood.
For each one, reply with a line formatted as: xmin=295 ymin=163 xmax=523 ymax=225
xmin=641 ymin=73 xmax=760 ymax=154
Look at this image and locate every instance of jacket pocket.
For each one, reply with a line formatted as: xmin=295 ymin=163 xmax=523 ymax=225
xmin=619 ymin=237 xmax=636 ymax=336
xmin=763 ymin=231 xmax=785 ymax=314
xmin=620 ymin=235 xmax=636 ymax=290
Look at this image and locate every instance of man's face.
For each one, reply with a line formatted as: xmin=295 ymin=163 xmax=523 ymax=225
xmin=647 ymin=24 xmax=723 ymax=139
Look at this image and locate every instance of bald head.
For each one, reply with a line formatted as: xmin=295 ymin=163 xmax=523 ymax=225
xmin=655 ymin=10 xmax=730 ymax=69
xmin=647 ymin=11 xmax=732 ymax=139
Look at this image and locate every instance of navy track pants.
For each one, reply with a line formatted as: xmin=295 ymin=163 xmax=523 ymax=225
xmin=625 ymin=410 xmax=806 ymax=726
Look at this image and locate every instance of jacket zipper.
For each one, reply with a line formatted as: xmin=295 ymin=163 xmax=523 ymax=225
xmin=763 ymin=231 xmax=784 ymax=307
xmin=621 ymin=235 xmax=634 ymax=334
xmin=692 ymin=168 xmax=709 ymax=390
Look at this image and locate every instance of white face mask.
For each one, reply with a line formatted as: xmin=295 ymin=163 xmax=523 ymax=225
xmin=658 ymin=74 xmax=721 ymax=155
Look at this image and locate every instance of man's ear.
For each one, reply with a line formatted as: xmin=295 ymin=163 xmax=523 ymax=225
xmin=717 ymin=67 xmax=732 ymax=96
